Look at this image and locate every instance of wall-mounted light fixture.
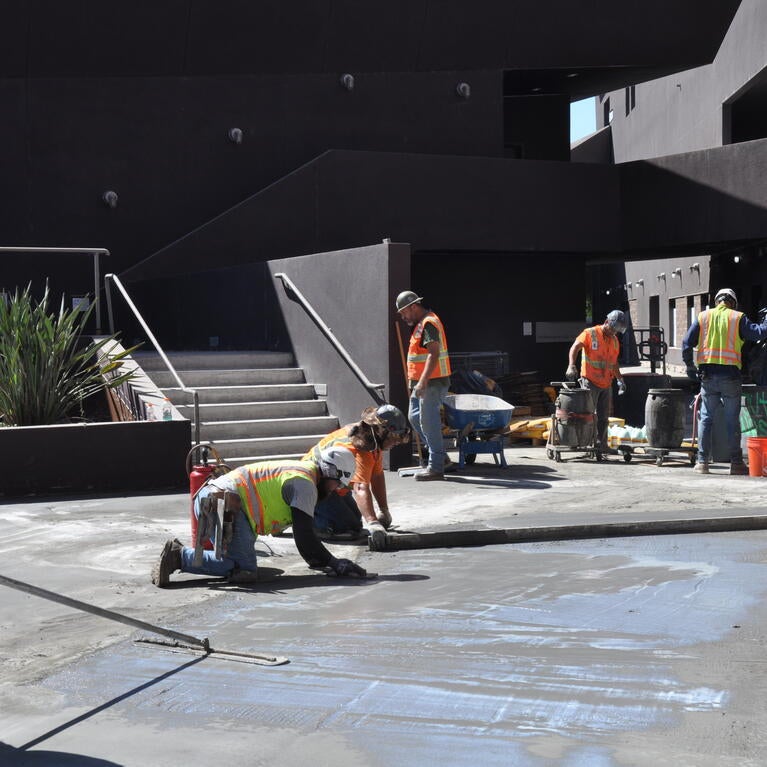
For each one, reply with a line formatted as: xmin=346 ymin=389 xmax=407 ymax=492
xmin=340 ymin=73 xmax=355 ymax=91
xmin=228 ymin=127 xmax=243 ymax=144
xmin=635 ymin=279 xmax=644 ymax=288
xmin=456 ymin=81 xmax=471 ymax=99
xmin=657 ymin=272 xmax=666 ymax=281
xmin=690 ymin=262 xmax=700 ymax=272
xmin=102 ymin=190 xmax=118 ymax=209
xmin=733 ymin=255 xmax=741 ymax=264
xmin=671 ymin=268 xmax=682 ymax=278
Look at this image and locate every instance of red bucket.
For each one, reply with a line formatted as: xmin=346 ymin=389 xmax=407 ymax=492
xmin=747 ymin=437 xmax=767 ymax=478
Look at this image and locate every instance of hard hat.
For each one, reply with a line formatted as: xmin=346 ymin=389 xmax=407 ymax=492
xmin=395 ymin=290 xmax=423 ymax=312
xmin=714 ymin=288 xmax=738 ymax=308
xmin=317 ymin=446 xmax=356 ymax=487
xmin=606 ymin=309 xmax=627 ymax=334
xmin=362 ymin=404 xmax=410 ymax=437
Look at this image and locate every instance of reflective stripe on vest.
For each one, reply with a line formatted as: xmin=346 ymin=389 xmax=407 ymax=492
xmin=581 ymin=326 xmax=618 ymax=389
xmin=231 ymin=460 xmax=317 ymax=536
xmin=696 ymin=305 xmax=744 ymax=368
xmin=407 ymin=311 xmax=451 ymax=381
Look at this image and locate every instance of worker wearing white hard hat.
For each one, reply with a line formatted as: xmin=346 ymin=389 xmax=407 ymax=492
xmin=565 ymin=310 xmax=628 ymax=454
xmin=682 ymin=288 xmax=767 ymax=475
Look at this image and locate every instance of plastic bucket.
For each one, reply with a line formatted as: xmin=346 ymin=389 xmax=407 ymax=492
xmin=747 ymin=436 xmax=767 ymax=478
xmin=645 ymin=388 xmax=686 ymax=449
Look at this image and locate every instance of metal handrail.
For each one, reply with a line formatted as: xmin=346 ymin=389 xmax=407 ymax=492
xmin=105 ymin=273 xmax=200 ymax=444
xmin=0 ymin=246 xmax=108 ymax=332
xmin=274 ymin=272 xmax=386 ymax=405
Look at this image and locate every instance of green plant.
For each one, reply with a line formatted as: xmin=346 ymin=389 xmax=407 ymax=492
xmin=0 ymin=284 xmax=137 ymax=426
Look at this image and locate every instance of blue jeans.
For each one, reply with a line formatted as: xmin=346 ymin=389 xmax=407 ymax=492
xmin=697 ymin=368 xmax=743 ymax=464
xmin=409 ymin=378 xmax=449 ymax=472
xmin=180 ymin=485 xmax=258 ymax=576
xmin=313 ymin=490 xmax=362 ymax=535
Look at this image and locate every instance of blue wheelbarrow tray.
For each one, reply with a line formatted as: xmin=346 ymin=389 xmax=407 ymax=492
xmin=443 ymin=394 xmax=515 ymax=467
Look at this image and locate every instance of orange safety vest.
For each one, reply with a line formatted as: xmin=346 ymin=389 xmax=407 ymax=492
xmin=579 ymin=325 xmax=619 ymax=389
xmin=303 ymin=427 xmax=382 ymax=486
xmin=696 ymin=304 xmax=744 ymax=368
xmin=407 ymin=311 xmax=451 ymax=381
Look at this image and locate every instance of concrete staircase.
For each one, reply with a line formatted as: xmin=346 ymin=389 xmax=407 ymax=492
xmin=132 ymin=351 xmax=337 ymax=467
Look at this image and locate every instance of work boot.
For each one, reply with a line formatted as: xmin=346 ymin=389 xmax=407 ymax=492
xmin=151 ymin=538 xmax=183 ymax=587
xmin=228 ymin=568 xmax=259 ymax=584
xmin=693 ymin=462 xmax=710 ymax=474
xmin=443 ymin=458 xmax=458 ymax=474
xmin=415 ymin=469 xmax=445 ymax=482
xmin=730 ymin=462 xmax=749 ymax=476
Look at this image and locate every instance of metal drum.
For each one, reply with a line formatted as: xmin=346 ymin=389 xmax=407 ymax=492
xmin=555 ymin=387 xmax=594 ymax=447
xmin=645 ymin=388 xmax=685 ymax=448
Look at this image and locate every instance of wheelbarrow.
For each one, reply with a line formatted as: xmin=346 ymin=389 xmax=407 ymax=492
xmin=443 ymin=394 xmax=515 ymax=468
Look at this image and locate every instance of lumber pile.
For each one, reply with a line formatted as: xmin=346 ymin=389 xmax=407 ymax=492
xmin=506 ymin=415 xmax=551 ymax=445
xmin=495 ymin=371 xmax=550 ymax=416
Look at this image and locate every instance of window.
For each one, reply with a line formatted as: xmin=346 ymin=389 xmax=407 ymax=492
xmin=603 ymin=97 xmax=612 ymax=126
xmin=669 ymin=299 xmax=677 ymax=346
xmin=625 ymin=85 xmax=636 ymax=116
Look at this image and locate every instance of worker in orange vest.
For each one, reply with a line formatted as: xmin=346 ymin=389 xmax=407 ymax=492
xmin=566 ymin=310 xmax=628 ymax=452
xmin=304 ymin=404 xmax=410 ymax=550
xmin=396 ymin=290 xmax=453 ymax=481
xmin=683 ymin=288 xmax=767 ymax=475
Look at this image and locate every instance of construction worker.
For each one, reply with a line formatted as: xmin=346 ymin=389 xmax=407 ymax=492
xmin=151 ymin=446 xmax=367 ymax=586
xmin=682 ymin=288 xmax=767 ymax=475
xmin=305 ymin=404 xmax=411 ymax=551
xmin=396 ymin=290 xmax=453 ymax=481
xmin=566 ymin=310 xmax=628 ymax=452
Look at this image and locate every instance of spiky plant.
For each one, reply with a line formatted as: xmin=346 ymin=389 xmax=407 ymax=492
xmin=0 ymin=284 xmax=137 ymax=426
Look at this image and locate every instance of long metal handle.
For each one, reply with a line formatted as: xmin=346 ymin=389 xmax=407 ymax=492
xmin=105 ymin=273 xmax=200 ymax=444
xmin=274 ymin=272 xmax=386 ymax=405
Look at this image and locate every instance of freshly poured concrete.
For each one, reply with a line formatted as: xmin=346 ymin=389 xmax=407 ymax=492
xmin=3 ymin=446 xmax=767 ymax=765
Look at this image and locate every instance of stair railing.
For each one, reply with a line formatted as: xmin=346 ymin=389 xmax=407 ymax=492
xmin=105 ymin=273 xmax=201 ymax=445
xmin=274 ymin=272 xmax=386 ymax=405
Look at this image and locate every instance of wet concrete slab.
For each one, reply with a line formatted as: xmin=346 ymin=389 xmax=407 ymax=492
xmin=6 ymin=531 xmax=767 ymax=766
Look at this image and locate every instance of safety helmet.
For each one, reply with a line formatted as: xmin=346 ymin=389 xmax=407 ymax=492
xmin=606 ymin=309 xmax=628 ymax=334
xmin=362 ymin=404 xmax=410 ymax=437
xmin=714 ymin=288 xmax=738 ymax=308
xmin=395 ymin=290 xmax=423 ymax=312
xmin=317 ymin=446 xmax=356 ymax=487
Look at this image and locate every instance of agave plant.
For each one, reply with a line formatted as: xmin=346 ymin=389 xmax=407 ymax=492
xmin=0 ymin=284 xmax=137 ymax=426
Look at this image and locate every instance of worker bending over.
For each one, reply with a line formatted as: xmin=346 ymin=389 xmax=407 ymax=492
xmin=305 ymin=404 xmax=410 ymax=551
xmin=151 ymin=447 xmax=367 ymax=586
xmin=566 ymin=310 xmax=627 ymax=452
xmin=683 ymin=288 xmax=767 ymax=475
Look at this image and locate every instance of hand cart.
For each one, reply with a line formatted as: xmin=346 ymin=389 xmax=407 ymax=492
xmin=443 ymin=394 xmax=515 ymax=469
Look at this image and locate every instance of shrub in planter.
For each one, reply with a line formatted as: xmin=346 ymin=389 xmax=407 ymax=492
xmin=0 ymin=284 xmax=136 ymax=426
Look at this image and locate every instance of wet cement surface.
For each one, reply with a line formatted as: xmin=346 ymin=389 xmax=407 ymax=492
xmin=6 ymin=531 xmax=767 ymax=766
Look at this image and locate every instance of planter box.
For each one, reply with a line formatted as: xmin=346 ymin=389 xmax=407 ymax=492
xmin=0 ymin=419 xmax=190 ymax=497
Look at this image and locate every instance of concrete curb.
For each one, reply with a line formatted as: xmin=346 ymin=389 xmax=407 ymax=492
xmin=377 ymin=514 xmax=767 ymax=551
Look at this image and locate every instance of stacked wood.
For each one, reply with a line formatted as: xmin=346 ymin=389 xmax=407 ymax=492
xmin=496 ymin=371 xmax=551 ymax=416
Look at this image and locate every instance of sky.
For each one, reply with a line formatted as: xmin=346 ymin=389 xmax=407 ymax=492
xmin=570 ymin=97 xmax=597 ymax=142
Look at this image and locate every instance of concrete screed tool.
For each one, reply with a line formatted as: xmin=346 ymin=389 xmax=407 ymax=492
xmin=0 ymin=572 xmax=289 ymax=667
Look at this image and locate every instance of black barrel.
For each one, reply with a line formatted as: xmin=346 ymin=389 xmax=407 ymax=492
xmin=645 ymin=388 xmax=686 ymax=448
xmin=555 ymin=388 xmax=594 ymax=447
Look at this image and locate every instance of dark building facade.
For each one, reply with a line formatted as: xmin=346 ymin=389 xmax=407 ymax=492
xmin=1 ymin=1 xmax=763 ymax=421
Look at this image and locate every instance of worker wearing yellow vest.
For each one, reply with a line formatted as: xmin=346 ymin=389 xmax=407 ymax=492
xmin=683 ymin=288 xmax=767 ymax=475
xmin=566 ymin=310 xmax=628 ymax=452
xmin=151 ymin=446 xmax=368 ymax=586
xmin=304 ymin=404 xmax=410 ymax=550
xmin=396 ymin=290 xmax=453 ymax=481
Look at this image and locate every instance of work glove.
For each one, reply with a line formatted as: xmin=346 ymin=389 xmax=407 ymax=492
xmin=565 ymin=364 xmax=578 ymax=382
xmin=367 ymin=521 xmax=388 ymax=551
xmin=327 ymin=557 xmax=367 ymax=578
xmin=376 ymin=508 xmax=393 ymax=529
xmin=617 ymin=379 xmax=626 ymax=396
xmin=686 ymin=365 xmax=699 ymax=381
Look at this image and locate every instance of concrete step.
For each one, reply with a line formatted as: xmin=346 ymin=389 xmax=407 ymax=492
xmin=206 ymin=434 xmax=326 ymax=460
xmin=132 ymin=350 xmax=294 ymax=371
xmin=149 ymin=368 xmax=306 ymax=388
xmin=174 ymin=400 xmax=329 ymax=422
xmin=163 ymin=384 xmax=317 ymax=404
xmin=199 ymin=416 xmax=338 ymax=440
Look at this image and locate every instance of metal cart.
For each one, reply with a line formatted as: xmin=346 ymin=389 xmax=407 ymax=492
xmin=443 ymin=394 xmax=514 ymax=468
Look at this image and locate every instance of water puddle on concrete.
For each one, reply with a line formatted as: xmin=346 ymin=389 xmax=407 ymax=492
xmin=35 ymin=533 xmax=767 ymax=765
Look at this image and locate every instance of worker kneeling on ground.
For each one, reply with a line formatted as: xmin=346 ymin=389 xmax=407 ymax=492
xmin=151 ymin=446 xmax=367 ymax=587
xmin=304 ymin=404 xmax=411 ymax=551
xmin=566 ymin=309 xmax=628 ymax=452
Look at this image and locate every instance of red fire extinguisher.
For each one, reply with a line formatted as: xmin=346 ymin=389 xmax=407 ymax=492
xmin=186 ymin=443 xmax=230 ymax=550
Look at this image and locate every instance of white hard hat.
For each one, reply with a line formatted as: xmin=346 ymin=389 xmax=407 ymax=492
xmin=714 ymin=288 xmax=738 ymax=308
xmin=317 ymin=446 xmax=356 ymax=487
